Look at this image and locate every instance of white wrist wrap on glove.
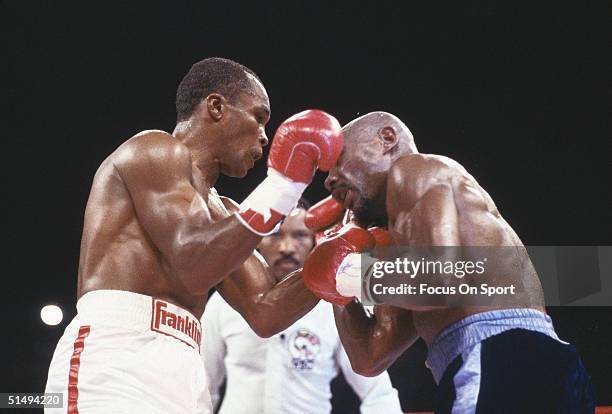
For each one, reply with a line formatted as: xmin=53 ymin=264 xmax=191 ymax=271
xmin=240 ymin=168 xmax=307 ymax=217
xmin=236 ymin=168 xmax=308 ymax=236
xmin=336 ymin=252 xmax=378 ymax=301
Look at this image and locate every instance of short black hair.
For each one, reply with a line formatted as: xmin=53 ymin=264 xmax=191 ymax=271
xmin=175 ymin=57 xmax=261 ymax=122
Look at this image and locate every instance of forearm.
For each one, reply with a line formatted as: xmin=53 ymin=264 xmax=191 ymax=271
xmin=218 ymin=256 xmax=319 ymax=338
xmin=173 ymin=215 xmax=262 ymax=294
xmin=333 ymin=301 xmax=378 ymax=371
xmin=248 ymin=270 xmax=320 ymax=336
xmin=334 ymin=303 xmax=418 ymax=376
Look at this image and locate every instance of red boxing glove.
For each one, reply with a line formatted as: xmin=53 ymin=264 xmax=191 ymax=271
xmin=368 ymin=227 xmax=393 ymax=247
xmin=268 ymin=109 xmax=344 ymax=184
xmin=237 ymin=110 xmax=343 ymax=235
xmin=305 ymin=196 xmax=346 ymax=244
xmin=303 ymin=224 xmax=375 ymax=306
xmin=305 ymin=195 xmax=345 ymax=231
xmin=368 ymin=227 xmax=394 ymax=262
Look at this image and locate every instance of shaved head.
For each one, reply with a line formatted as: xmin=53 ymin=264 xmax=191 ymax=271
xmin=324 ymin=112 xmax=417 ymax=227
xmin=343 ymin=111 xmax=417 ymax=156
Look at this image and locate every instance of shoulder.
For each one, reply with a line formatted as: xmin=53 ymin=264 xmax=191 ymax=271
xmin=387 ymin=154 xmax=465 ymax=213
xmin=389 ymin=154 xmax=467 ymax=193
xmin=111 ymin=130 xmax=193 ymax=186
xmin=389 ymin=154 xmax=455 ymax=184
xmin=113 ymin=130 xmax=191 ymax=172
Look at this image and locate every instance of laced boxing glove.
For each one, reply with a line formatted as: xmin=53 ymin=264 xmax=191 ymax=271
xmin=303 ymin=224 xmax=375 ymax=305
xmin=304 ymin=195 xmax=346 ymax=244
xmin=304 ymin=225 xmax=395 ymax=305
xmin=236 ymin=110 xmax=343 ymax=235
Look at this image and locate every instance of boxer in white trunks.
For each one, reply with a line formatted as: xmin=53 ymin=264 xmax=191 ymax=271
xmin=45 ymin=57 xmax=342 ymax=413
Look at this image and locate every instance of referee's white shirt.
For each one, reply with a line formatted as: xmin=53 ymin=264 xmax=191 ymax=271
xmin=201 ymin=292 xmax=403 ymax=414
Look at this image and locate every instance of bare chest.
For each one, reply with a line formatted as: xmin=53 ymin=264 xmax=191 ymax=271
xmin=190 ymin=169 xmax=231 ymax=221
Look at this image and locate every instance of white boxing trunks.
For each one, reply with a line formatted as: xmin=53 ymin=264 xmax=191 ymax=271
xmin=44 ymin=289 xmax=212 ymax=414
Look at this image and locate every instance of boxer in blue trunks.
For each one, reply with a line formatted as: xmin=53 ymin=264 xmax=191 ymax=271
xmin=302 ymin=111 xmax=595 ymax=413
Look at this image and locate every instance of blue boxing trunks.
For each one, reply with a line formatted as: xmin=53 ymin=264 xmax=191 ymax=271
xmin=426 ymin=309 xmax=595 ymax=413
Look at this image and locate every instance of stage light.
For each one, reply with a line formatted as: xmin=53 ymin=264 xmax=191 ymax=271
xmin=41 ymin=304 xmax=63 ymax=326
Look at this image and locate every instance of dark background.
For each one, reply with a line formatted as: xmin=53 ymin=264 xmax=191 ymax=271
xmin=2 ymin=0 xmax=610 ymax=412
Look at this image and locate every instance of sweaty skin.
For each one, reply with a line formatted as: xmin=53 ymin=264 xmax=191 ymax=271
xmin=328 ymin=112 xmax=545 ymax=375
xmin=384 ymin=154 xmax=545 ymax=342
xmin=77 ymin=78 xmax=318 ymax=337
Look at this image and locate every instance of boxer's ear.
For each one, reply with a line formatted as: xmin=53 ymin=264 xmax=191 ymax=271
xmin=378 ymin=126 xmax=398 ymax=153
xmin=205 ymin=93 xmax=225 ymax=121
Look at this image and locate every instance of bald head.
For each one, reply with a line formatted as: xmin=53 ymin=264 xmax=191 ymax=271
xmin=343 ymin=111 xmax=417 ymax=156
xmin=324 ymin=112 xmax=417 ymax=227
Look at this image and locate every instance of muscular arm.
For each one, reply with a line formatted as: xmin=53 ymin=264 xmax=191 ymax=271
xmin=334 ymin=303 xmax=417 ymax=376
xmin=114 ymin=131 xmax=261 ymax=295
xmin=217 ymin=251 xmax=320 ymax=337
xmin=215 ymin=195 xmax=320 ymax=338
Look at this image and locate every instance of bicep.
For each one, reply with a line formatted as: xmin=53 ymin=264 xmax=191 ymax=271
xmin=116 ymin=140 xmax=212 ymax=261
xmin=215 ymin=251 xmax=275 ymax=322
xmin=136 ymin=182 xmax=209 ymax=252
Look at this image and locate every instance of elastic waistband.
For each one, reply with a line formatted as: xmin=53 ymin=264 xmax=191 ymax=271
xmin=426 ymin=309 xmax=561 ymax=383
xmin=76 ymin=290 xmax=202 ymax=350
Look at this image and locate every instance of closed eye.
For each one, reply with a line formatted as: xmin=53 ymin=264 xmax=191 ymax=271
xmin=293 ymin=231 xmax=311 ymax=239
xmin=254 ymin=105 xmax=271 ymax=125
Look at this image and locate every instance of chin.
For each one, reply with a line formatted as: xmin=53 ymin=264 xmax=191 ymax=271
xmin=353 ymin=197 xmax=388 ymax=228
xmin=222 ymin=163 xmax=249 ymax=178
xmin=234 ymin=168 xmax=249 ymax=178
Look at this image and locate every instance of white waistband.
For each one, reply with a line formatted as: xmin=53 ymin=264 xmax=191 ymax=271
xmin=76 ymin=289 xmax=202 ymax=350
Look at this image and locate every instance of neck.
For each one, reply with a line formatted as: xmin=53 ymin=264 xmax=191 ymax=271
xmin=369 ymin=171 xmax=390 ymax=227
xmin=173 ymin=120 xmax=221 ymax=187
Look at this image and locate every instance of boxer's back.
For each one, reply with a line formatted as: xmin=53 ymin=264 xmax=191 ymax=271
xmin=77 ymin=131 xmax=204 ymax=314
xmin=387 ymin=154 xmax=545 ymax=343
